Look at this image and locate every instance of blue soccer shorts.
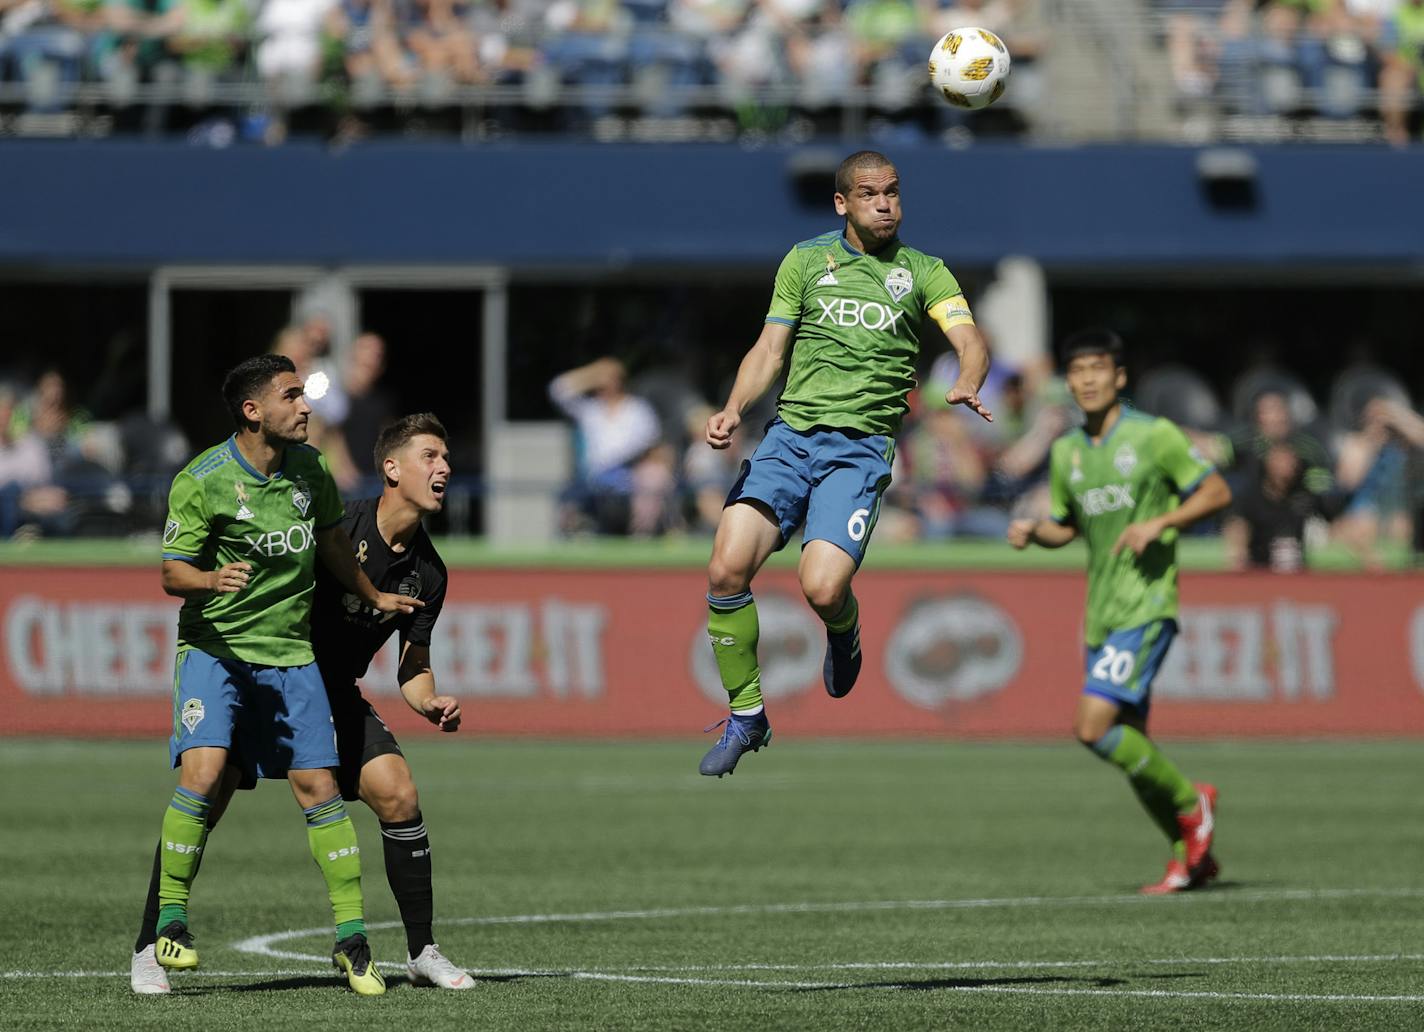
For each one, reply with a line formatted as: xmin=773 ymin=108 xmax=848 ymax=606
xmin=168 ymin=647 xmax=339 ymax=780
xmin=726 ymin=418 xmax=894 ymax=566
xmin=1081 ymin=619 xmax=1178 ymax=717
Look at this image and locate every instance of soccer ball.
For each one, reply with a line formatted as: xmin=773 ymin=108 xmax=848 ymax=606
xmin=928 ymin=27 xmax=1011 ymax=110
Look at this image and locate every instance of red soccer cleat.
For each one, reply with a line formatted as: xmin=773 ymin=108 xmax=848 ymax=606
xmin=1177 ymin=782 xmax=1217 ymax=877
xmin=1191 ymin=852 xmax=1221 ymax=888
xmin=1141 ymin=858 xmax=1192 ymax=895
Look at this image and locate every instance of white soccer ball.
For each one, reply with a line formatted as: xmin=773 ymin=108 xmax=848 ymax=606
xmin=928 ymin=27 xmax=1011 ymax=110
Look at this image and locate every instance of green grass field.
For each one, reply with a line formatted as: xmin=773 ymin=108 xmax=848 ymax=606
xmin=4 ymin=739 xmax=1423 ymax=1031
xmin=0 ymin=534 xmax=1414 ymax=570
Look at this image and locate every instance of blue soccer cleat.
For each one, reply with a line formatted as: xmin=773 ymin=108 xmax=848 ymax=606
xmin=698 ymin=712 xmax=772 ymax=777
xmin=823 ymin=621 xmax=862 ymax=698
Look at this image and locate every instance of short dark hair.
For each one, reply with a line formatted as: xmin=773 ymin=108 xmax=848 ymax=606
xmin=1060 ymin=328 xmax=1125 ymax=367
xmin=835 ymin=150 xmax=895 ymax=196
xmin=374 ymin=412 xmax=448 ymax=476
xmin=221 ymin=354 xmax=297 ymax=430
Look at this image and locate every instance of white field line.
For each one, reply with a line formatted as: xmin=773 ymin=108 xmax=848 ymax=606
xmin=10 ymin=964 xmax=1424 ymax=1003
xmin=12 ymin=887 xmax=1424 ymax=1003
xmin=230 ymin=885 xmax=1424 ymax=962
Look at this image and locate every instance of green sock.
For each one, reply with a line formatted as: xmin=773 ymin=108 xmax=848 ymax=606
xmin=825 ymin=592 xmax=859 ymax=635
xmin=158 ymin=787 xmax=211 ymax=929
xmin=707 ymin=592 xmax=762 ymax=711
xmin=304 ymin=795 xmax=366 ymax=934
xmin=1091 ymin=725 xmax=1198 ymax=854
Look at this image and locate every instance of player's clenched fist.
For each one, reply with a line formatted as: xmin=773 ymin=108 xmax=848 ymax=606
xmin=1006 ymin=519 xmax=1035 ymax=550
xmin=209 ymin=562 xmax=252 ymax=593
xmin=706 ymin=408 xmax=741 ymax=449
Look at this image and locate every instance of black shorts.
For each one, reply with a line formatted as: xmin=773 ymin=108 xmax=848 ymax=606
xmin=329 ymin=681 xmax=404 ymax=802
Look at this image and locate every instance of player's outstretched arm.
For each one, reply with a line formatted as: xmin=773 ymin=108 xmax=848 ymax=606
xmin=397 ymin=642 xmax=460 ymax=731
xmin=1112 ymin=471 xmax=1233 ymax=557
xmin=315 ymin=525 xmax=423 ymax=616
xmin=161 ymin=558 xmax=251 ymax=599
xmin=1007 ymin=518 xmax=1077 ymax=550
xmin=941 ymin=323 xmax=993 ymax=423
xmin=707 ymin=321 xmax=793 ymax=450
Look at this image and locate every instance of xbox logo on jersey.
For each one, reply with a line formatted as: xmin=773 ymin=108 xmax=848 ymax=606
xmin=243 ymin=524 xmax=315 ymax=558
xmin=813 ymin=297 xmax=906 ymax=332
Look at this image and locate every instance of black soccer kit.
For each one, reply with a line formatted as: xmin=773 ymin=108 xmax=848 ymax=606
xmin=312 ymin=497 xmax=448 ymax=799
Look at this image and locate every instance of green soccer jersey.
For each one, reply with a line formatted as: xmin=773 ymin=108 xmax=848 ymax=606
xmin=162 ymin=436 xmax=345 ymax=666
xmin=1049 ymin=407 xmax=1214 ymax=647
xmin=766 ymin=231 xmax=969 ymax=437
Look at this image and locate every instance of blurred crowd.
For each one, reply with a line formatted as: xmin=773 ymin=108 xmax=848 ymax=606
xmin=0 ymin=316 xmax=394 ymax=539
xmin=0 ymin=0 xmax=1045 ymax=138
xmin=1159 ymin=0 xmax=1424 ymax=143
xmin=545 ymin=349 xmax=1424 ymax=570
xmin=4 ymin=323 xmax=1422 ymax=572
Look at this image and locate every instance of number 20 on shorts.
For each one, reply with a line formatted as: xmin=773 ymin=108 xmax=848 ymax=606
xmin=1091 ymin=645 xmax=1136 ymax=686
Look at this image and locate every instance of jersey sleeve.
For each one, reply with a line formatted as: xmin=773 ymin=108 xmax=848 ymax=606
xmin=162 ymin=472 xmax=210 ymax=562
xmin=1048 ymin=442 xmax=1075 ymax=526
xmin=402 ymin=561 xmax=447 ymax=647
xmin=1152 ymin=418 xmax=1215 ymax=493
xmin=920 ymin=258 xmax=963 ymax=312
xmin=313 ymin=451 xmax=345 ymax=529
xmin=765 ymin=248 xmax=803 ymax=327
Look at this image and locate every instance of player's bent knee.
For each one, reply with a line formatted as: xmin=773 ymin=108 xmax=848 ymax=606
xmin=289 ymin=767 xmax=342 ymax=806
xmin=801 ymin=580 xmax=846 ymax=614
xmin=364 ymin=780 xmax=420 ymax=823
xmin=707 ymin=555 xmax=752 ymax=597
xmin=378 ymin=787 xmax=420 ymax=824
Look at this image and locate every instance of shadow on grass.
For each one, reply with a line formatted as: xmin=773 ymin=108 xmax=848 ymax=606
xmin=792 ymin=974 xmax=1128 ymax=993
xmin=172 ymin=971 xmax=563 ymax=995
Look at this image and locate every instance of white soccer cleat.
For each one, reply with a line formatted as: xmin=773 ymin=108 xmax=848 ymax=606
xmin=131 ymin=944 xmax=171 ymax=995
xmin=406 ymin=944 xmax=474 ymax=990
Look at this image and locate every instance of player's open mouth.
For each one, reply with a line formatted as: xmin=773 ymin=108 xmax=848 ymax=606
xmin=431 ymin=480 xmax=446 ymax=497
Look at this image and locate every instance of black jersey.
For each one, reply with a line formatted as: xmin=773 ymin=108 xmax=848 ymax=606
xmin=311 ymin=496 xmax=448 ymax=684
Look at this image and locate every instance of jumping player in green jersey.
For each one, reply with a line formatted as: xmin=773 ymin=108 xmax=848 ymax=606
xmin=698 ymin=150 xmax=992 ymax=777
xmin=1007 ymin=329 xmax=1233 ymax=894
xmin=131 ymin=354 xmax=419 ymax=996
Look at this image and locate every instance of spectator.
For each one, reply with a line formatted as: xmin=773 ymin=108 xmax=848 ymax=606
xmin=406 ymin=0 xmax=482 ymax=86
xmin=896 ymin=389 xmax=1006 ymax=538
xmin=1380 ymin=0 xmax=1423 ymax=145
xmin=0 ymin=384 xmax=53 ymax=537
xmin=0 ymin=1 xmax=99 ymax=111
xmin=680 ymin=399 xmax=750 ymax=533
xmin=548 ymin=356 xmax=671 ymax=535
xmin=1228 ymin=388 xmax=1334 ymax=495
xmin=158 ymin=0 xmax=252 ymax=81
xmin=1333 ymin=396 xmax=1424 ymax=566
xmin=1223 ymin=441 xmax=1349 ymax=571
xmin=337 ymin=331 xmax=397 ymax=493
xmin=13 ymin=367 xmax=90 ymax=470
xmin=254 ymin=0 xmax=340 ymax=141
xmin=271 ymin=322 xmax=349 ymax=428
xmin=327 ymin=0 xmax=417 ymax=90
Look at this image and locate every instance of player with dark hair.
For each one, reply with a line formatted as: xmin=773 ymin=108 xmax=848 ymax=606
xmin=697 ymin=149 xmax=992 ymax=776
xmin=129 ymin=356 xmax=421 ymax=996
xmin=1007 ymin=329 xmax=1233 ymax=893
xmin=132 ymin=411 xmax=473 ymax=992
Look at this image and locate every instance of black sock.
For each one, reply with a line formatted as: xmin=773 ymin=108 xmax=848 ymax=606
xmin=134 ymin=843 xmax=163 ymax=952
xmin=380 ymin=813 xmax=434 ymax=957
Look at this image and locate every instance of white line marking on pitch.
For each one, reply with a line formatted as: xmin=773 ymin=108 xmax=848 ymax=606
xmin=12 ymin=968 xmax=1424 ymax=1003
xmin=231 ymin=886 xmax=1424 ymax=962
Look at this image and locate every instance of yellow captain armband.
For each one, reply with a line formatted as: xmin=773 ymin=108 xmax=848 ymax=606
xmin=929 ymin=294 xmax=976 ymax=334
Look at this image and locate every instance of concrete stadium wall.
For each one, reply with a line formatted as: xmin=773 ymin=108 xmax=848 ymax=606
xmin=4 ymin=566 xmax=1424 ymax=738
xmin=3 ymin=142 xmax=1424 ymax=269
